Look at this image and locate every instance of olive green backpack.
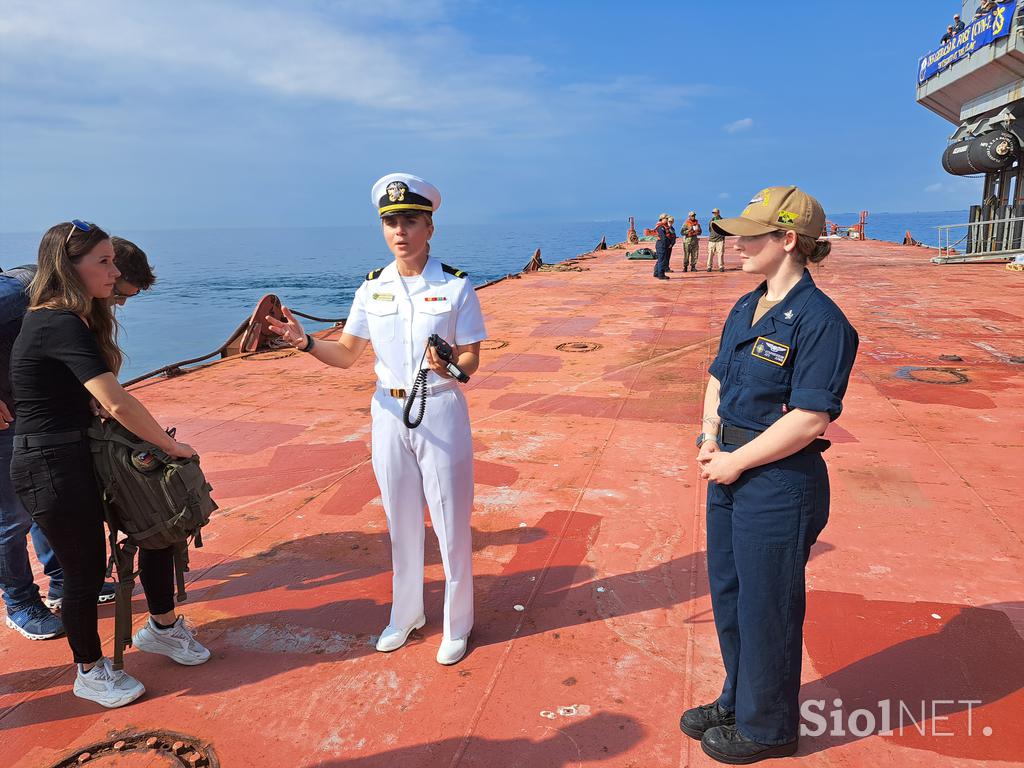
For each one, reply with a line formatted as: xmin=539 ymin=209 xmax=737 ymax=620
xmin=89 ymin=417 xmax=217 ymax=668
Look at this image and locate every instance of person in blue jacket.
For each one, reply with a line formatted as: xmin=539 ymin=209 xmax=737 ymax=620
xmin=653 ymin=214 xmax=670 ymax=280
xmin=681 ymin=186 xmax=859 ymax=764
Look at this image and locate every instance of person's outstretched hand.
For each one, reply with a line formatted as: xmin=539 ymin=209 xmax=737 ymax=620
xmin=265 ymin=307 xmax=307 ymax=348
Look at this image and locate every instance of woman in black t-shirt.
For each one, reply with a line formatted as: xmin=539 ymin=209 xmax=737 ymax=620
xmin=9 ymin=221 xmax=210 ymax=709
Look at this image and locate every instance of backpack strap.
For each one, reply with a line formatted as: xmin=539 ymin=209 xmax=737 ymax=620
xmin=173 ymin=541 xmax=191 ymax=602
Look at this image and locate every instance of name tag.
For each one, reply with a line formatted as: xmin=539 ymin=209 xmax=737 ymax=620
xmin=423 ymin=296 xmax=449 ymax=303
xmin=372 ymin=292 xmax=395 ymax=302
xmin=751 ymin=337 xmax=791 ymax=366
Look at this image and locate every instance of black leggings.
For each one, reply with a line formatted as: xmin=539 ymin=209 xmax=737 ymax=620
xmin=10 ymin=441 xmax=174 ymax=664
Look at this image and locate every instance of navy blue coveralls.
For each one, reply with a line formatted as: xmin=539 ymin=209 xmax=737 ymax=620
xmin=654 ymin=223 xmax=669 ymax=277
xmin=666 ymin=225 xmax=677 ymax=271
xmin=706 ymin=268 xmax=858 ymax=745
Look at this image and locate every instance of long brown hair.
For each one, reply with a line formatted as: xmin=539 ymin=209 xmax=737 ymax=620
xmin=29 ymin=222 xmax=123 ymax=374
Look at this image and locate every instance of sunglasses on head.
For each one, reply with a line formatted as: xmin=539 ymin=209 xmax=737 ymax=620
xmin=64 ymin=219 xmax=95 ymax=247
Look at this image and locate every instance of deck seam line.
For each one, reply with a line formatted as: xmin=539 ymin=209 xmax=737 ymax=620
xmin=856 ymin=367 xmax=1022 ymax=547
xmin=0 ymin=462 xmax=368 ymax=726
xmin=448 ymin=277 xmax=683 ymax=768
xmin=681 ymin=274 xmax=720 ymax=767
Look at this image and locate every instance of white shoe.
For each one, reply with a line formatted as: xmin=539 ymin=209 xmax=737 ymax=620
xmin=132 ymin=616 xmax=211 ymax=666
xmin=73 ymin=657 xmax=145 ymax=708
xmin=375 ymin=616 xmax=426 ymax=652
xmin=436 ymin=635 xmax=469 ymax=666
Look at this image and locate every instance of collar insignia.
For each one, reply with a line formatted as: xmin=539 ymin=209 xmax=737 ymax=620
xmin=784 ymin=310 xmax=794 ymax=320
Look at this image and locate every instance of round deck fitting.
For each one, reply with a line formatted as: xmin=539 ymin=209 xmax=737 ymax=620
xmin=480 ymin=339 xmax=509 ymax=350
xmin=47 ymin=731 xmax=218 ymax=768
xmin=556 ymin=342 xmax=602 ymax=353
xmin=899 ymin=366 xmax=970 ymax=385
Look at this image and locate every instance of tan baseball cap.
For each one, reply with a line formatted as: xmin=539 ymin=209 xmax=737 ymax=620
xmin=710 ymin=186 xmax=825 ymax=238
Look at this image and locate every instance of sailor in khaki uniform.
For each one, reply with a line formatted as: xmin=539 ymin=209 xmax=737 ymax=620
xmin=268 ymin=173 xmax=486 ymax=665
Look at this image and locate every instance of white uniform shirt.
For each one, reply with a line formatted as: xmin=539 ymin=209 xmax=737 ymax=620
xmin=345 ymin=256 xmax=487 ymax=390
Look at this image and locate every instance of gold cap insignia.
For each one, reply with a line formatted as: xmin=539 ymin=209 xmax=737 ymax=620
xmin=386 ymin=181 xmax=408 ymax=203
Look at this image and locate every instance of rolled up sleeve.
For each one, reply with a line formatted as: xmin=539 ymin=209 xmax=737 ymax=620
xmin=788 ymin=319 xmax=859 ymax=421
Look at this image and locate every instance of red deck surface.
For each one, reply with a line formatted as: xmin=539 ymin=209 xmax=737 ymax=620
xmin=1 ymin=240 xmax=1022 ymax=767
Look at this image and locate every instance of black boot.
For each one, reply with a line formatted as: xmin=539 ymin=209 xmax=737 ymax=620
xmin=720 ymin=266 xmax=725 ymax=272
xmin=706 ymin=266 xmax=712 ymax=272
xmin=701 ymin=725 xmax=798 ymax=765
xmin=680 ymin=702 xmax=736 ymax=740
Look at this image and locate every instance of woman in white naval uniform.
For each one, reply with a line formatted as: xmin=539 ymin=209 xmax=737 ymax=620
xmin=268 ymin=173 xmax=486 ymax=665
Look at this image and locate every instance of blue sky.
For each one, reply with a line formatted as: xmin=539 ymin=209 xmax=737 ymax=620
xmin=0 ymin=1 xmax=983 ymax=231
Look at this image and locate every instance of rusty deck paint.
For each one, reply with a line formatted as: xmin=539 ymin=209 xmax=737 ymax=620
xmin=1 ymin=240 xmax=1022 ymax=767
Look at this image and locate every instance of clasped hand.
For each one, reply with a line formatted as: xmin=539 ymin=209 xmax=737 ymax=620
xmin=697 ymin=442 xmax=745 ymax=485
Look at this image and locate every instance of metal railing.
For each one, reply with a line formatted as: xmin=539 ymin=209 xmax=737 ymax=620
xmin=934 ymin=214 xmax=1024 ymax=263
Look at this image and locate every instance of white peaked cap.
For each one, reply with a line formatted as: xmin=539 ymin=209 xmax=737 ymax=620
xmin=370 ymin=172 xmax=442 ymax=217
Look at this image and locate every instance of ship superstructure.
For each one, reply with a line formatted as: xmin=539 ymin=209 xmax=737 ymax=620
xmin=917 ymin=0 xmax=1024 ymax=260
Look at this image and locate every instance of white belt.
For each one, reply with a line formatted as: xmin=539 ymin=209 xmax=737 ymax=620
xmin=378 ymin=379 xmax=458 ymax=399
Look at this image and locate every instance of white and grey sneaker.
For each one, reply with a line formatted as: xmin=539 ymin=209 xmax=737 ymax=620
xmin=132 ymin=616 xmax=211 ymax=666
xmin=73 ymin=657 xmax=145 ymax=708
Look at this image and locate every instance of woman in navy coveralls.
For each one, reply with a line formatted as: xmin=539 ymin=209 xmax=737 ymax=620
xmin=680 ymin=186 xmax=859 ymax=765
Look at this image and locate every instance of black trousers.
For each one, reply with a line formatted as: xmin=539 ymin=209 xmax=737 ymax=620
xmin=10 ymin=440 xmax=175 ymax=664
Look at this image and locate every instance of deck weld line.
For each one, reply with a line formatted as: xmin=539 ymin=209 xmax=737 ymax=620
xmin=473 ymin=336 xmax=711 ymax=427
xmin=0 ymin=461 xmax=368 ymax=726
xmin=680 ymin=264 xmax=721 ymax=767
xmin=447 ymin=275 xmax=689 ymax=768
xmin=857 ymin=367 xmax=1023 ymax=547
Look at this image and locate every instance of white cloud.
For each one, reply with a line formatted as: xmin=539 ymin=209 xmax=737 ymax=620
xmin=0 ymin=1 xmax=705 ymax=144
xmin=925 ymin=182 xmax=945 ymax=193
xmin=0 ymin=0 xmax=544 ymax=138
xmin=718 ymin=192 xmax=730 ymax=199
xmin=724 ymin=117 xmax=754 ymax=134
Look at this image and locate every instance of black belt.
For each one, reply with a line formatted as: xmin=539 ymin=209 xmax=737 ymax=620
xmin=719 ymin=424 xmax=761 ymax=447
xmin=13 ymin=430 xmax=85 ymax=449
xmin=719 ymin=423 xmax=830 ymax=453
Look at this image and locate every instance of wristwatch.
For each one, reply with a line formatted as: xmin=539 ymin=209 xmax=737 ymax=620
xmin=696 ymin=432 xmax=719 ymax=448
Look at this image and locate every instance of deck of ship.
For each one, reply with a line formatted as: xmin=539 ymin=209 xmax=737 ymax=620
xmin=1 ymin=239 xmax=1022 ymax=767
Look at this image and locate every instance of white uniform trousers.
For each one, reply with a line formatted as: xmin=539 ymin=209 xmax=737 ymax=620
xmin=370 ymin=386 xmax=475 ymax=640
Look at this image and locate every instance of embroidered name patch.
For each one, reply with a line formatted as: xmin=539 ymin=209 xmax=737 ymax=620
xmin=751 ymin=337 xmax=791 ymax=366
xmin=372 ymin=292 xmax=395 ymax=302
xmin=423 ymin=296 xmax=448 ymax=302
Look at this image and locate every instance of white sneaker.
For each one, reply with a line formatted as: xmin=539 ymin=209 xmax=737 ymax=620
xmin=375 ymin=616 xmax=426 ymax=652
xmin=73 ymin=657 xmax=145 ymax=708
xmin=436 ymin=635 xmax=469 ymax=666
xmin=132 ymin=616 xmax=211 ymax=666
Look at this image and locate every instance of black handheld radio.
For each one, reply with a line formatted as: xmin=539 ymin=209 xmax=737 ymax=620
xmin=402 ymin=334 xmax=469 ymax=428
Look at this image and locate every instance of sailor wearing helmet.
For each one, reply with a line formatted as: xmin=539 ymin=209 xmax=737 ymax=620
xmin=268 ymin=173 xmax=486 ymax=666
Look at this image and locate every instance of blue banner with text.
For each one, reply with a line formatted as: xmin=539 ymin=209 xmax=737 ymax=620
xmin=918 ymin=1 xmax=1017 ymax=85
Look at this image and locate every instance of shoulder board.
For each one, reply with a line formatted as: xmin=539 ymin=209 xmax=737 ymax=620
xmin=441 ymin=263 xmax=468 ymax=279
xmin=366 ymin=267 xmax=386 ymax=280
